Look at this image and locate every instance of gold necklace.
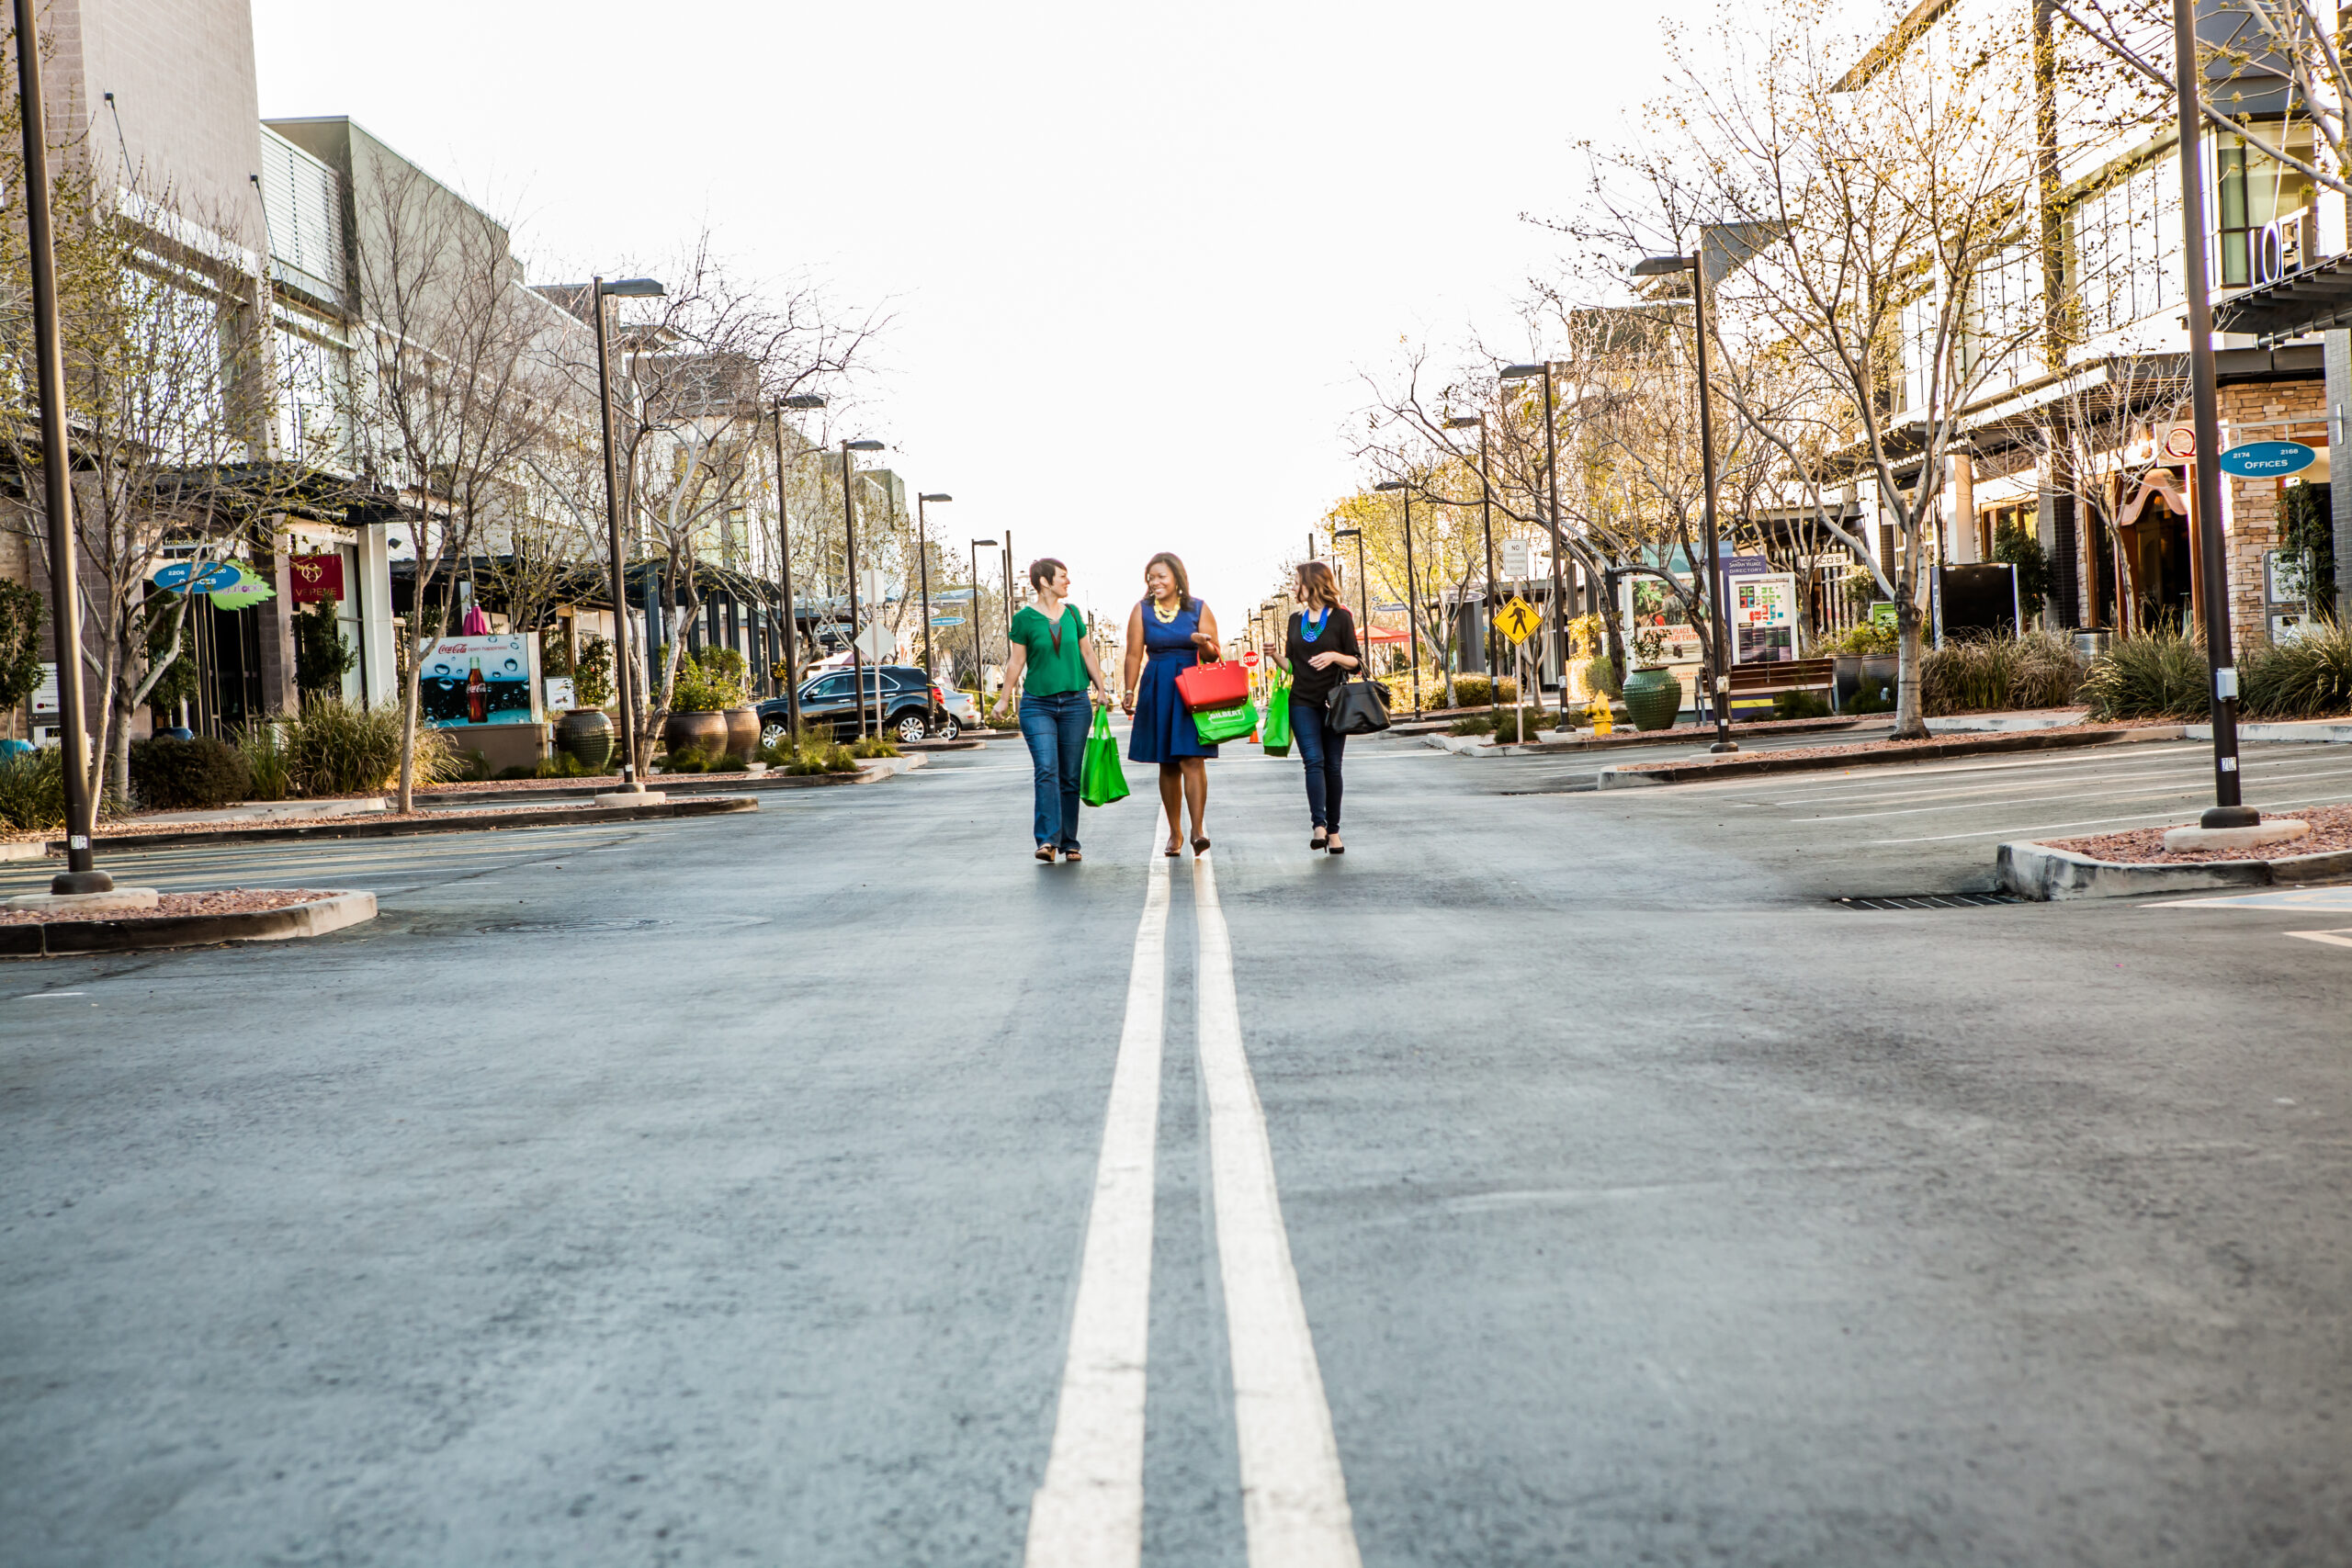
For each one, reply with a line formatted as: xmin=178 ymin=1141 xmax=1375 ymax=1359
xmin=1151 ymin=596 xmax=1181 ymax=625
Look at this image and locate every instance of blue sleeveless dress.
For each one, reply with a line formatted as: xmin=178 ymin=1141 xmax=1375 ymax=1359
xmin=1129 ymin=597 xmax=1218 ymax=762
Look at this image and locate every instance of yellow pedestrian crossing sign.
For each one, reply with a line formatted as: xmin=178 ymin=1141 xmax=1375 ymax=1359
xmin=1496 ymin=595 xmax=1542 ymax=645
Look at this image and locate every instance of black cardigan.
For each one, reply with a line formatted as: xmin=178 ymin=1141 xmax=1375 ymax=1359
xmin=1284 ymin=606 xmax=1361 ymax=706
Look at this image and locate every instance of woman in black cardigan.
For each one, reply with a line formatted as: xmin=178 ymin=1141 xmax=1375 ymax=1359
xmin=1271 ymin=560 xmax=1361 ymax=853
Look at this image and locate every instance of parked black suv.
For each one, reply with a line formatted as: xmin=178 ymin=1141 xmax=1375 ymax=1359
xmin=756 ymin=665 xmax=956 ymax=747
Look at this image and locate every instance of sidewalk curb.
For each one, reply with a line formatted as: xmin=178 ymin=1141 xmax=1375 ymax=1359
xmin=1421 ymin=716 xmax=1870 ymax=755
xmin=1997 ymin=841 xmax=2352 ymax=900
xmin=1597 ymin=728 xmax=2150 ymax=788
xmin=414 ymin=754 xmax=923 ymax=808
xmin=42 ymin=795 xmax=757 ymax=855
xmin=1 ymin=889 xmax=377 ymax=958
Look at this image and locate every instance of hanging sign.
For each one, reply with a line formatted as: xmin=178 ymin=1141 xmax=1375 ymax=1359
xmin=2219 ymin=440 xmax=2318 ymax=478
xmin=289 ymin=553 xmax=345 ymax=604
xmin=153 ymin=559 xmax=239 ymax=592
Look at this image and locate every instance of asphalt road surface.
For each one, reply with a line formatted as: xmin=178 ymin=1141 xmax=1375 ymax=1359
xmin=5 ymin=730 xmax=2347 ymax=1566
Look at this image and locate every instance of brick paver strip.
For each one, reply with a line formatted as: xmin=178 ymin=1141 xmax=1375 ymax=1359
xmin=43 ymin=795 xmax=756 ymax=855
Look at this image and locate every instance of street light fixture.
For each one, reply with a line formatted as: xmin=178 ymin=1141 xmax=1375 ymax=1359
xmin=917 ymin=493 xmax=951 ymax=679
xmin=1446 ymin=412 xmax=1500 ymax=727
xmin=1373 ymin=479 xmax=1423 ymax=716
xmin=1332 ymin=526 xmax=1371 ymax=659
xmin=594 ymin=275 xmax=667 ymax=791
xmin=768 ymin=393 xmax=825 ymax=735
xmin=1630 ymin=253 xmax=1736 ymax=753
xmin=1498 ymin=361 xmax=1574 ymax=729
xmin=841 ymin=438 xmax=887 ymax=739
xmin=12 ymin=0 xmax=104 ymax=895
xmin=970 ymin=537 xmax=999 ymax=717
xmin=2165 ymin=0 xmax=2259 ymax=828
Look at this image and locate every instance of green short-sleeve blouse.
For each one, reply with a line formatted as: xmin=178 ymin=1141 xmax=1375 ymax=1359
xmin=1010 ymin=604 xmax=1090 ymax=695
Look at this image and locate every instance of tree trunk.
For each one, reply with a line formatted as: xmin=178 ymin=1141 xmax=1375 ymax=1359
xmin=1893 ymin=592 xmax=1928 ymax=740
xmin=396 ymin=650 xmax=424 ymax=813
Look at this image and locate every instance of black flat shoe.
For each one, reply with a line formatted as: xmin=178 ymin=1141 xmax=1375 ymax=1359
xmin=1192 ymin=835 xmax=1211 ymax=856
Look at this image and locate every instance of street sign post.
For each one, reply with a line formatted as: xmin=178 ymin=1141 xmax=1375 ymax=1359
xmin=853 ymin=621 xmax=895 ymax=663
xmin=1496 ymin=595 xmax=1541 ymax=645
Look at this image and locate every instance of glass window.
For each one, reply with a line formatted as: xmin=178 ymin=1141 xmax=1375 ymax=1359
xmin=807 ymin=673 xmax=851 ymax=698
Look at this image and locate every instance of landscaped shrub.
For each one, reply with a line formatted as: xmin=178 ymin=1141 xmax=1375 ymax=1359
xmin=1447 ymin=714 xmax=1494 ymax=735
xmin=0 ymin=745 xmax=66 ymax=829
xmin=235 ymin=721 xmax=293 ymax=800
xmin=1774 ymin=690 xmax=1835 ymax=720
xmin=129 ymin=735 xmax=250 ymax=808
xmin=1580 ymin=659 xmax=1622 ymax=701
xmin=849 ymin=734 xmax=900 ymax=760
xmin=1822 ymin=621 xmax=1898 ymax=656
xmin=1448 ymin=675 xmax=1517 ymax=707
xmin=660 ymin=745 xmax=748 ymax=774
xmin=287 ymin=699 xmax=449 ymax=795
xmin=2080 ymin=628 xmax=2210 ymax=720
xmin=1488 ymin=708 xmax=1550 ymax=742
xmin=2242 ymin=619 xmax=2352 ymax=718
xmin=1918 ymin=630 xmax=2083 ymax=716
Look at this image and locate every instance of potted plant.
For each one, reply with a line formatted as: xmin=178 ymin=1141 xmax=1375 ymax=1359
xmin=1826 ymin=621 xmax=1899 ymax=711
xmin=661 ymin=646 xmax=752 ymax=763
xmin=557 ymin=634 xmax=616 ymax=770
xmin=1619 ymin=626 xmax=1683 ymax=731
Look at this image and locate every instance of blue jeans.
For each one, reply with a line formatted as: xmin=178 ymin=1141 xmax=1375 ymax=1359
xmin=1291 ymin=697 xmax=1345 ymax=829
xmin=1021 ymin=691 xmax=1091 ymax=849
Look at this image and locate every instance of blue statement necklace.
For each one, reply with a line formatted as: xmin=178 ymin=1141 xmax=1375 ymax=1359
xmin=1301 ymin=606 xmax=1329 ymax=642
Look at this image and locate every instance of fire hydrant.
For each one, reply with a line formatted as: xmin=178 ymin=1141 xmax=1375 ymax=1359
xmin=1587 ymin=691 xmax=1613 ymax=735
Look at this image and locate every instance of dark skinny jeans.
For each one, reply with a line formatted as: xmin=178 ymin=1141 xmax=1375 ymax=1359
xmin=1291 ymin=696 xmax=1345 ymax=830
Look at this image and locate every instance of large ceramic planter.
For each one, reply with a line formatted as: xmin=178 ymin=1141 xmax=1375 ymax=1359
xmin=556 ymin=707 xmax=615 ymax=772
xmin=662 ymin=710 xmax=729 ymax=764
xmin=1621 ymin=666 xmax=1684 ymax=731
xmin=1831 ymin=654 xmax=1900 ymax=711
xmin=722 ymin=706 xmax=760 ymax=761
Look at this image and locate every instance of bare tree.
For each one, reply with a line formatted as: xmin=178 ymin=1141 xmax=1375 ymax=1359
xmin=349 ymin=160 xmax=558 ymax=809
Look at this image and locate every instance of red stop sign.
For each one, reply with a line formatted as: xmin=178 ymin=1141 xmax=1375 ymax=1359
xmin=1242 ymin=650 xmax=1261 ymax=669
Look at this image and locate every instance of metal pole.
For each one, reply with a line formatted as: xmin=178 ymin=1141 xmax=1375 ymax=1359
xmin=1692 ymin=254 xmax=1736 ymax=752
xmin=1001 ymin=528 xmax=1014 ymax=675
xmin=1542 ymin=367 xmax=1568 ymax=726
xmin=917 ymin=496 xmax=934 ymax=677
xmin=969 ymin=540 xmax=984 ymax=713
xmin=1400 ymin=485 xmax=1421 ymax=716
xmin=841 ymin=440 xmax=867 ymax=739
xmin=17 ymin=0 xmax=105 ymax=891
xmin=2172 ymin=0 xmax=2257 ymax=826
xmin=1354 ymin=531 xmax=1370 ymax=660
xmin=1480 ymin=422 xmax=1498 ymax=724
xmin=770 ymin=408 xmax=803 ymax=736
xmin=593 ymin=280 xmax=642 ymax=789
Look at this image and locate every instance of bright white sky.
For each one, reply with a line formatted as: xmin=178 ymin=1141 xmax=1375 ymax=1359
xmin=253 ymin=0 xmax=1679 ymax=624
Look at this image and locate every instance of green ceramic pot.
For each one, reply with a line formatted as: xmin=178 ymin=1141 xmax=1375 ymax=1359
xmin=1621 ymin=667 xmax=1684 ymax=731
xmin=555 ymin=707 xmax=614 ymax=771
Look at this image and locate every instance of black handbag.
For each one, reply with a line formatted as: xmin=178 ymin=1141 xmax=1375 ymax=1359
xmin=1324 ymin=671 xmax=1392 ymax=735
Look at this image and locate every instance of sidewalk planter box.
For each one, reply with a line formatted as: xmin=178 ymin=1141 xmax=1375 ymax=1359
xmin=1622 ymin=668 xmax=1684 ymax=731
xmin=662 ymin=711 xmax=729 ymax=761
xmin=452 ymin=722 xmax=548 ymax=774
xmin=555 ymin=708 xmax=615 ymax=771
xmin=723 ymin=706 xmax=760 ymax=761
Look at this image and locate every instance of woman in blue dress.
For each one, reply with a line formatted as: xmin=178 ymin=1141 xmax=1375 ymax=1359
xmin=1121 ymin=551 xmax=1223 ymax=856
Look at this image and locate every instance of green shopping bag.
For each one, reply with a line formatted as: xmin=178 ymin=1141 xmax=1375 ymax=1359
xmin=1260 ymin=671 xmax=1292 ymax=757
xmin=1192 ymin=700 xmax=1259 ymax=746
xmin=1080 ymin=705 xmax=1129 ymax=807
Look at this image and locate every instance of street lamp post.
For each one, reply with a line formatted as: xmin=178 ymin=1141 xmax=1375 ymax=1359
xmin=840 ymin=437 xmax=886 ymax=739
xmin=970 ymin=536 xmax=998 ymax=716
xmin=1631 ymin=252 xmax=1737 ymax=752
xmin=1001 ymin=528 xmax=1015 ymax=687
xmin=14 ymin=0 xmax=104 ymax=894
xmin=771 ymin=393 xmax=824 ymax=738
xmin=917 ymin=493 xmax=951 ymax=678
xmin=1446 ymin=413 xmax=1498 ymax=726
xmin=1499 ymin=363 xmax=1572 ymax=728
xmin=1333 ymin=526 xmax=1370 ymax=663
xmin=1373 ymin=479 xmax=1422 ymax=716
xmin=593 ymin=275 xmax=666 ymax=790
xmin=2169 ymin=0 xmax=2259 ymax=827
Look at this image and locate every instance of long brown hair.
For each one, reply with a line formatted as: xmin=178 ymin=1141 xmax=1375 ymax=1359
xmin=1295 ymin=560 xmax=1339 ymax=610
xmin=1143 ymin=551 xmax=1194 ymax=610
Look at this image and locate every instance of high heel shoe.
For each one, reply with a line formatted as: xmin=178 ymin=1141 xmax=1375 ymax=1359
xmin=1325 ymin=833 xmax=1344 ymax=854
xmin=1310 ymin=829 xmax=1328 ymax=851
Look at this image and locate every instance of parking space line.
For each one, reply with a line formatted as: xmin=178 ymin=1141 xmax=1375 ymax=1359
xmin=1759 ymin=751 xmax=2343 ymax=809
xmin=1873 ymin=785 xmax=2352 ymax=843
xmin=1024 ymin=852 xmax=1171 ymax=1568
xmin=1191 ymin=853 xmax=1362 ymax=1568
xmin=1800 ymin=765 xmax=2352 ymax=824
xmin=2287 ymin=930 xmax=2352 ymax=949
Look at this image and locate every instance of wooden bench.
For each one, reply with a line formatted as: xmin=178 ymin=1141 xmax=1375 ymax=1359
xmin=1724 ymin=658 xmax=1838 ymax=715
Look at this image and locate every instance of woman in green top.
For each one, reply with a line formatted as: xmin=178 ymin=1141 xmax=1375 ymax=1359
xmin=1001 ymin=558 xmax=1114 ymax=863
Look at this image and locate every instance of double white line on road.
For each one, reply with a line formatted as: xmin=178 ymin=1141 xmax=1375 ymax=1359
xmin=1025 ymin=850 xmax=1361 ymax=1568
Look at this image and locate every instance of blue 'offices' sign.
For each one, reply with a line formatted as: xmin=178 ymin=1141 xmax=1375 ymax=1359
xmin=2218 ymin=440 xmax=2318 ymax=478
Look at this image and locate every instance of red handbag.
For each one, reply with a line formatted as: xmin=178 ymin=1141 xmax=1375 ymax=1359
xmin=1174 ymin=656 xmax=1249 ymax=712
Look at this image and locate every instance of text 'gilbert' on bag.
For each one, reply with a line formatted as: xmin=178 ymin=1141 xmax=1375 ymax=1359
xmin=1192 ymin=700 xmax=1258 ymax=746
xmin=1080 ymin=705 xmax=1129 ymax=807
xmin=1173 ymin=654 xmax=1249 ymax=712
xmin=1325 ymin=671 xmax=1392 ymax=735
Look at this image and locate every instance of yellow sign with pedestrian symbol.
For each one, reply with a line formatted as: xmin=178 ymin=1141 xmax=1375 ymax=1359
xmin=1496 ymin=596 xmax=1542 ymax=645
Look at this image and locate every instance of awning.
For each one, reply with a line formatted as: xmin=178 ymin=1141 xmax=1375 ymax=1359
xmin=2211 ymin=253 xmax=2352 ymax=344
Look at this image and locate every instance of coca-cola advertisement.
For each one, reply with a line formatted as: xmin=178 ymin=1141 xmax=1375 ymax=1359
xmin=417 ymin=635 xmax=538 ymax=727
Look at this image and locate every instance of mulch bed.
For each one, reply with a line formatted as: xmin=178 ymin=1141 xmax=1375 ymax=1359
xmin=2041 ymin=803 xmax=2352 ymax=864
xmin=0 ymin=888 xmax=342 ymax=925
